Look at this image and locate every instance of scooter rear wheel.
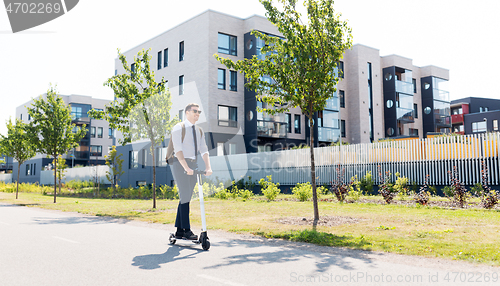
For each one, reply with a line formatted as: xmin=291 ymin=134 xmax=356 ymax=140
xmin=168 ymin=234 xmax=176 ymax=245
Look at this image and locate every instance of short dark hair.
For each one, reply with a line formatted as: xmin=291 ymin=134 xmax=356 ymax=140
xmin=185 ymin=103 xmax=200 ymax=113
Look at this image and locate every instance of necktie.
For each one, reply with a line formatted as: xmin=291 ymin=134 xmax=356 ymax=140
xmin=192 ymin=125 xmax=198 ymax=158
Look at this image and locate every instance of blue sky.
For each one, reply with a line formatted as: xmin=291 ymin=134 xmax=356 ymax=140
xmin=1 ymin=0 xmax=499 ymax=135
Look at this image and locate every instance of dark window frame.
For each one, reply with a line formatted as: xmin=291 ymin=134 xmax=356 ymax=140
xmin=339 ymin=90 xmax=345 ymax=108
xmin=218 ymin=105 xmax=238 ymax=127
xmin=218 ymin=33 xmax=237 ymax=56
xmin=294 ymin=114 xmax=301 ymax=134
xmin=218 ymin=68 xmax=226 ymax=90
xmin=341 ymin=120 xmax=346 ymax=137
xmin=179 ymin=41 xmax=184 ymax=61
xmin=157 ymin=50 xmax=162 ymax=70
xmin=163 ymin=48 xmax=168 ymax=67
xmin=179 ymin=75 xmax=184 ymax=95
xmin=229 ymin=70 xmax=237 ymax=91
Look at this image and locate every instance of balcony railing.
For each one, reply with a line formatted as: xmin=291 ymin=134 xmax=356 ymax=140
xmin=433 ymin=89 xmax=450 ymax=102
xmin=318 ymin=127 xmax=340 ymax=142
xmin=218 ymin=120 xmax=238 ymax=127
xmin=396 ymin=80 xmax=414 ymax=95
xmin=257 ymin=120 xmax=287 ymax=138
xmin=435 ymin=115 xmax=451 ymax=126
xmin=325 ymin=96 xmax=339 ymax=111
xmin=397 ymin=107 xmax=414 ymax=123
xmin=0 ymin=163 xmax=13 ymax=170
xmin=72 ymin=151 xmax=89 ymax=160
xmin=451 ymin=114 xmax=464 ymax=124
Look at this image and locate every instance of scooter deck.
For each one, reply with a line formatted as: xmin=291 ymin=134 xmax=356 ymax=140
xmin=168 ymin=233 xmax=200 ymax=244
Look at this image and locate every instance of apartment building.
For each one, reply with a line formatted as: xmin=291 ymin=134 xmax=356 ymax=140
xmin=14 ymin=94 xmax=120 ymax=183
xmin=0 ymin=155 xmax=13 ymax=173
xmin=451 ymin=97 xmax=500 ymax=134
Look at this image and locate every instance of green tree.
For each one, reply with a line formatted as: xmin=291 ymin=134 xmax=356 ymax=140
xmin=27 ymin=86 xmax=87 ymax=203
xmin=215 ymin=0 xmax=352 ymax=222
xmin=0 ymin=118 xmax=36 ymax=199
xmin=105 ymin=145 xmax=125 ymax=197
xmin=89 ymin=49 xmax=178 ymax=209
xmin=52 ymin=155 xmax=67 ymax=195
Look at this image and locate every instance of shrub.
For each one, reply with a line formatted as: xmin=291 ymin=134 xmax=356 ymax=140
xmin=359 ymin=171 xmax=374 ymax=195
xmin=238 ymin=189 xmax=254 ymax=201
xmin=414 ymin=174 xmax=431 ymax=205
xmin=446 ymin=166 xmax=470 ymax=208
xmin=394 ymin=172 xmax=411 ymax=201
xmin=158 ymin=185 xmax=178 ymax=200
xmin=476 ymin=161 xmax=499 ymax=209
xmin=292 ymin=182 xmax=313 ymax=202
xmin=377 ymin=166 xmax=396 ymax=204
xmin=347 ymin=176 xmax=362 ymax=202
xmin=259 ymin=175 xmax=280 ymax=201
xmin=330 ymin=165 xmax=351 ymax=203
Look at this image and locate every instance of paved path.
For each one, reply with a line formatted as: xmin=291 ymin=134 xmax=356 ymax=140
xmin=0 ymin=203 xmax=498 ymax=286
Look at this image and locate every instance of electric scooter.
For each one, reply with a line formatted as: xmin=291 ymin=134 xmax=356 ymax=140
xmin=168 ymin=169 xmax=210 ymax=251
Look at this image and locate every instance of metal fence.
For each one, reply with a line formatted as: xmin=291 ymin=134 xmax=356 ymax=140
xmin=40 ymin=165 xmax=112 ymax=185
xmin=209 ymin=133 xmax=500 ymax=186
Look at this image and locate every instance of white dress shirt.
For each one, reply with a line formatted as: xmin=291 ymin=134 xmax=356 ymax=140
xmin=171 ymin=120 xmax=209 ymax=160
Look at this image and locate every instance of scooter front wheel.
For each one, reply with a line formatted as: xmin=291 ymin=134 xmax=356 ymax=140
xmin=202 ymin=239 xmax=210 ymax=250
xmin=168 ymin=233 xmax=176 ymax=245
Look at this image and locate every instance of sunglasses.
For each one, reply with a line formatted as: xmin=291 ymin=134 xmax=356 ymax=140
xmin=191 ymin=109 xmax=202 ymax=114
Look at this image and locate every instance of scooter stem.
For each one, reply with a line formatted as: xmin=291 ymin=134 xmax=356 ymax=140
xmin=197 ymin=173 xmax=207 ymax=232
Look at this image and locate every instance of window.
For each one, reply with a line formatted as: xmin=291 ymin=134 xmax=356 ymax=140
xmin=157 ymin=50 xmax=162 ymax=70
xmin=217 ymin=142 xmax=224 ymax=156
xmin=90 ymin=145 xmax=102 ymax=157
xmin=414 ymin=104 xmax=418 ymax=119
xmin=218 ymin=33 xmax=237 ymax=56
xmin=409 ymin=128 xmax=419 ymax=136
xmin=97 ymin=127 xmax=103 ymax=138
xmin=90 ymin=127 xmax=96 ymax=138
xmin=108 ymin=128 xmax=114 ymax=139
xmin=480 ymin=107 xmax=483 ymax=112
xmin=494 ymin=120 xmax=498 ymax=131
xmin=20 ymin=114 xmax=22 ymax=120
xmin=472 ymin=121 xmax=487 ymax=133
xmin=33 ymin=163 xmax=36 ymax=176
xmin=179 ymin=41 xmax=184 ymax=61
xmin=230 ymin=70 xmax=237 ymax=91
xmin=28 ymin=114 xmax=31 ymax=121
xmin=339 ymin=90 xmax=345 ymax=108
xmin=286 ymin=113 xmax=292 ymax=133
xmin=26 ymin=164 xmax=29 ymax=176
xmin=141 ymin=149 xmax=147 ymax=168
xmin=412 ymin=78 xmax=417 ymax=93
xmin=229 ymin=143 xmax=236 ymax=155
xmin=71 ymin=106 xmax=83 ymax=120
xmin=179 ymin=109 xmax=183 ymax=121
xmin=338 ymin=61 xmax=344 ymax=78
xmin=218 ymin=69 xmax=226 ymax=89
xmin=131 ymin=63 xmax=136 ymax=74
xmin=163 ymin=48 xmax=168 ymax=67
xmin=454 ymin=125 xmax=464 ymax=132
xmin=179 ymin=75 xmax=184 ymax=95
xmin=218 ymin=105 xmax=237 ymax=127
xmin=341 ymin=120 xmax=346 ymax=137
xmin=157 ymin=147 xmax=167 ymax=167
xmin=129 ymin=150 xmax=138 ymax=169
xmin=115 ymin=69 xmax=117 ymax=76
xmin=294 ymin=114 xmax=301 ymax=134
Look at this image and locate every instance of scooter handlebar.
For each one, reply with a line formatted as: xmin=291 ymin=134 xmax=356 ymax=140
xmin=184 ymin=169 xmax=206 ymax=175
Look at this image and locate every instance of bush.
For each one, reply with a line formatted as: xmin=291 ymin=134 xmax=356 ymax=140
xmin=414 ymin=174 xmax=431 ymax=206
xmin=330 ymin=165 xmax=351 ymax=203
xmin=347 ymin=176 xmax=362 ymax=202
xmin=394 ymin=172 xmax=411 ymax=201
xmin=447 ymin=166 xmax=470 ymax=208
xmin=259 ymin=175 xmax=280 ymax=201
xmin=476 ymin=161 xmax=499 ymax=209
xmin=238 ymin=189 xmax=254 ymax=201
xmin=377 ymin=166 xmax=396 ymax=204
xmin=292 ymin=182 xmax=313 ymax=202
xmin=359 ymin=171 xmax=374 ymax=195
xmin=158 ymin=185 xmax=178 ymax=200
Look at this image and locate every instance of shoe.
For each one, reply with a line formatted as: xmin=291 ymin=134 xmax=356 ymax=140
xmin=174 ymin=230 xmax=184 ymax=239
xmin=183 ymin=230 xmax=198 ymax=240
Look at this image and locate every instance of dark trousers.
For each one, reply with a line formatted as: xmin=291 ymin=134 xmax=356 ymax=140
xmin=171 ymin=159 xmax=198 ymax=230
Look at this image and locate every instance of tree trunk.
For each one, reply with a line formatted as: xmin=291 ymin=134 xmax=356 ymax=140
xmin=53 ymin=156 xmax=57 ymax=203
xmin=16 ymin=162 xmax=20 ymax=199
xmin=309 ymin=116 xmax=319 ymax=223
xmin=151 ymin=144 xmax=156 ymax=209
xmin=113 ymin=174 xmax=116 ymax=198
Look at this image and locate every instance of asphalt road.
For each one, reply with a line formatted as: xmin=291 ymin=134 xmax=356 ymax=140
xmin=0 ymin=203 xmax=498 ymax=286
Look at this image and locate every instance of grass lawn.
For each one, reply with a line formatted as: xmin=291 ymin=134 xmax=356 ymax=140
xmin=1 ymin=191 xmax=500 ymax=266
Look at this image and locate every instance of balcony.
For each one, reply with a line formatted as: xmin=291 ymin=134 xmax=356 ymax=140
xmin=0 ymin=163 xmax=13 ymax=171
xmin=71 ymin=151 xmax=89 ymax=160
xmin=318 ymin=127 xmax=340 ymax=142
xmin=396 ymin=80 xmax=413 ymax=95
xmin=397 ymin=107 xmax=414 ymax=123
xmin=451 ymin=114 xmax=464 ymax=124
xmin=435 ymin=115 xmax=451 ymax=127
xmin=433 ymin=89 xmax=450 ymax=102
xmin=72 ymin=115 xmax=91 ymax=124
xmin=325 ymin=96 xmax=339 ymax=111
xmin=257 ymin=120 xmax=287 ymax=138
